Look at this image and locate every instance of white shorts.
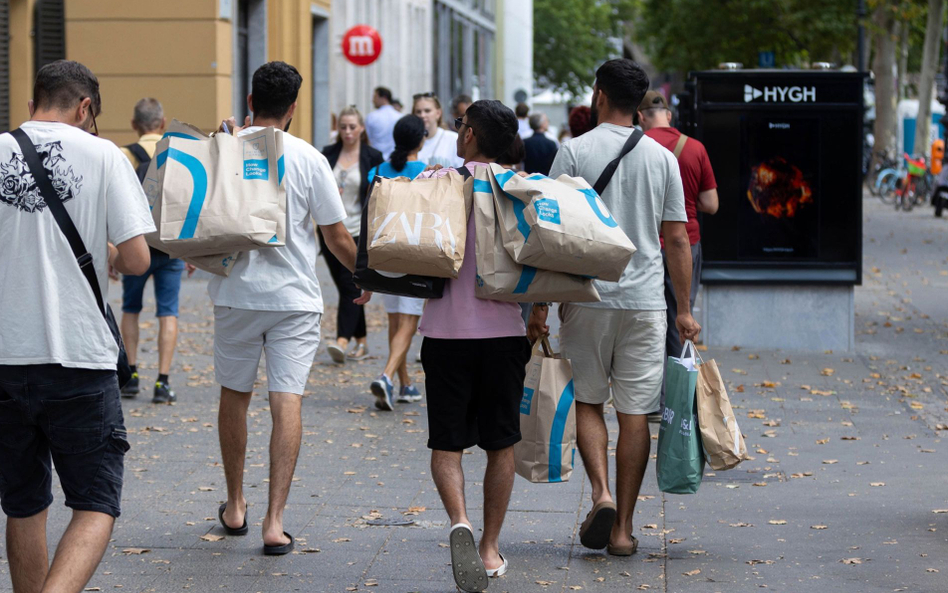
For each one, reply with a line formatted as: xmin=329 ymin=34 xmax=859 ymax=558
xmin=213 ymin=306 xmax=322 ymax=395
xmin=382 ymin=294 xmax=425 ymax=316
xmin=559 ymin=304 xmax=666 ymax=415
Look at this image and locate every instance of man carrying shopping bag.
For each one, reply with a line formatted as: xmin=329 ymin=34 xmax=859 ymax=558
xmin=656 ymin=341 xmax=704 ymax=494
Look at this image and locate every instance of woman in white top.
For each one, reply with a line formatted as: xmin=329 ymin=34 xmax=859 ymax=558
xmin=413 ymin=93 xmax=463 ymax=169
xmin=320 ymin=107 xmax=383 ymax=363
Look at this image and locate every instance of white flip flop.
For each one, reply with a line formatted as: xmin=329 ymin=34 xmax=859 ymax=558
xmin=485 ymin=552 xmax=508 ymax=578
xmin=449 ymin=523 xmax=487 ymax=592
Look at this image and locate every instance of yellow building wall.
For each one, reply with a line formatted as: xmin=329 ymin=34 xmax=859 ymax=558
xmin=8 ymin=0 xmax=38 ymax=126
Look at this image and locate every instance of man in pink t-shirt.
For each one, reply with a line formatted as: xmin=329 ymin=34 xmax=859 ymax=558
xmin=417 ymin=100 xmax=528 ymax=590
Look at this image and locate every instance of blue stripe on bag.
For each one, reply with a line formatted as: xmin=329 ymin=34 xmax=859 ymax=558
xmin=162 ymin=132 xmax=200 ymax=140
xmin=156 ymin=147 xmax=208 ymax=240
xmin=578 ymin=188 xmax=619 ymax=228
xmin=278 ymin=155 xmax=285 ymax=184
xmin=548 ymin=379 xmax=575 ymax=483
xmin=513 ymin=265 xmax=537 ymax=294
xmin=472 ymin=179 xmax=493 ymax=194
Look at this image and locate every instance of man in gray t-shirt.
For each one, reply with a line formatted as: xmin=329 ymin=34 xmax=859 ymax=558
xmin=536 ymin=59 xmax=700 ymax=556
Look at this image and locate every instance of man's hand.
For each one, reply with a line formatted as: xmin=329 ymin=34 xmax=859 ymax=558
xmin=423 ymin=164 xmax=444 ymax=173
xmin=354 ymin=291 xmax=372 ymax=305
xmin=219 ymin=115 xmax=251 ymax=135
xmin=527 ymin=305 xmax=550 ymax=342
xmin=108 ymin=263 xmax=120 ymax=281
xmin=676 ymin=312 xmax=701 ymax=344
xmin=185 ymin=263 xmax=197 ymax=278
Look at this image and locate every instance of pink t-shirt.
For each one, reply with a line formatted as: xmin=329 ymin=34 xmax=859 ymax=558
xmin=418 ymin=162 xmax=526 ymax=340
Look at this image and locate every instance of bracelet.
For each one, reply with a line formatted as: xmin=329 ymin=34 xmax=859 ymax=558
xmin=533 ymin=302 xmax=550 ymax=308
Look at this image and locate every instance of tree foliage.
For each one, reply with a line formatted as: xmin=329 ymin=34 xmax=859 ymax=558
xmin=533 ymin=0 xmax=635 ymax=98
xmin=632 ymin=0 xmax=860 ymax=74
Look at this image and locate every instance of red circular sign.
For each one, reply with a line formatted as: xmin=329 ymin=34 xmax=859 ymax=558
xmin=342 ymin=25 xmax=382 ymax=67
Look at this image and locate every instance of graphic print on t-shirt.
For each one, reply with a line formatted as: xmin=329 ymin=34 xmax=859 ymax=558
xmin=0 ymin=141 xmax=83 ymax=213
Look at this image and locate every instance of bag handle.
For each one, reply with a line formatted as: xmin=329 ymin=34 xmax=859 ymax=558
xmin=530 ymin=336 xmax=555 ymax=358
xmin=592 ymin=128 xmax=643 ymax=196
xmin=679 ymin=339 xmax=699 ymax=365
xmin=672 ymin=133 xmax=689 ymax=159
xmin=9 ymin=128 xmax=107 ymax=319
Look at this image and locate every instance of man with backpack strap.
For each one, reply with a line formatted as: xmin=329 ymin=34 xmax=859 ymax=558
xmin=637 ymin=91 xmax=718 ymax=368
xmin=117 ymin=97 xmax=194 ymax=404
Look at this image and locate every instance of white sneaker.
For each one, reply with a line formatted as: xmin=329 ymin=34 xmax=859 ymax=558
xmin=327 ymin=343 xmax=345 ymax=364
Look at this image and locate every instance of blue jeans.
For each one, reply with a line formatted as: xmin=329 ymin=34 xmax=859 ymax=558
xmin=122 ymin=250 xmax=185 ymax=317
xmin=0 ymin=365 xmax=129 ymax=518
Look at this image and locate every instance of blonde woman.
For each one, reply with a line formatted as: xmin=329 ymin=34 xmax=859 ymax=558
xmin=321 ymin=106 xmax=384 ymax=363
xmin=413 ymin=93 xmax=463 ymax=169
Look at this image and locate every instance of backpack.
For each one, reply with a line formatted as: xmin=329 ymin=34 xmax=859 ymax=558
xmin=125 ymin=143 xmax=151 ymax=183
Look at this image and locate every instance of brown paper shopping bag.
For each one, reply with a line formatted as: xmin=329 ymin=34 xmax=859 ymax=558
xmin=696 ymin=358 xmax=748 ymax=471
xmin=514 ymin=338 xmax=577 ymax=483
xmin=157 ymin=126 xmax=286 ymax=257
xmin=472 ymin=168 xmax=600 ymax=303
xmin=366 ymin=171 xmax=471 ymax=278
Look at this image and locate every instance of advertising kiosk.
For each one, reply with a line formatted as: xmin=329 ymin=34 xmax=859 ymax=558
xmin=680 ymin=69 xmax=864 ymax=351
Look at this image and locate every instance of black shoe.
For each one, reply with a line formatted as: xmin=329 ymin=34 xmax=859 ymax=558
xmin=121 ymin=373 xmax=140 ymax=398
xmin=152 ymin=381 xmax=177 ymax=404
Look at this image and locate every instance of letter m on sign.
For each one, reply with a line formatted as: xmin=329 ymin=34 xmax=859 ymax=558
xmin=349 ymin=36 xmax=374 ymax=56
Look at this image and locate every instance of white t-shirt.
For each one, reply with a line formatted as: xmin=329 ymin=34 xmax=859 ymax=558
xmin=0 ymin=121 xmax=155 ymax=370
xmin=208 ymin=128 xmax=347 ymax=313
xmin=550 ymin=123 xmax=687 ymax=310
xmin=365 ymin=105 xmax=402 ymax=160
xmin=418 ymin=128 xmax=463 ymax=169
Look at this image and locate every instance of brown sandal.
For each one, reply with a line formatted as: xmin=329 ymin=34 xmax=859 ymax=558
xmin=607 ymin=535 xmax=639 ymax=556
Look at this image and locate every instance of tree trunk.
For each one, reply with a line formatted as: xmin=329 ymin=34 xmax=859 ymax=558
xmin=897 ymin=20 xmax=909 ymax=100
xmin=871 ymin=2 xmax=899 ymax=172
xmin=914 ymin=0 xmax=945 ymax=158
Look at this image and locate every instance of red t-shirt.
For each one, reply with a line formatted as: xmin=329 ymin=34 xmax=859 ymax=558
xmin=646 ymin=127 xmax=716 ymax=245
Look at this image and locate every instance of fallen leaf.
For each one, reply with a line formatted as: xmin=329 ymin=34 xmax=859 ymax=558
xmin=729 ymin=522 xmax=753 ymax=527
xmin=811 ymin=525 xmax=828 ymax=530
xmin=332 ymin=538 xmax=351 ymax=543
xmin=932 ymin=509 xmax=948 ymax=514
xmin=746 ymin=559 xmax=775 ymax=565
xmin=840 ymin=558 xmax=863 ymax=565
xmin=121 ymin=548 xmax=150 ymax=555
xmin=821 ymin=368 xmax=835 ymax=376
xmin=669 ymin=538 xmax=686 ymax=544
xmin=768 ymin=520 xmax=787 ymax=525
xmin=683 ymin=569 xmax=701 ymax=576
xmin=790 ymin=472 xmax=813 ymax=478
xmin=753 ymin=482 xmax=768 ymax=487
xmin=642 ymin=524 xmax=658 ymax=530
xmin=816 ymin=438 xmax=830 ymax=444
xmin=535 ymin=581 xmax=555 ymax=586
xmin=748 ymin=354 xmax=759 ymax=360
xmin=200 ymin=534 xmax=224 ymax=542
xmin=823 ymin=459 xmax=838 ymax=464
xmin=870 ymin=482 xmax=885 ymax=487
xmin=927 ymin=568 xmax=939 ymax=573
xmin=732 ymin=369 xmax=748 ymax=375
xmin=762 ymin=380 xmax=777 ymax=388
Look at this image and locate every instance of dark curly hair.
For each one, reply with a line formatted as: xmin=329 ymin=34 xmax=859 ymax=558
xmin=390 ymin=114 xmax=426 ymax=172
xmin=34 ymin=60 xmax=101 ymax=116
xmin=251 ymin=61 xmax=302 ymax=120
xmin=464 ymin=100 xmax=518 ymax=159
xmin=568 ymin=105 xmax=593 ymax=138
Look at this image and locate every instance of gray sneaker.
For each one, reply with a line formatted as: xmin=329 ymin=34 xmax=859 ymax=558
xmin=396 ymin=384 xmax=422 ymax=403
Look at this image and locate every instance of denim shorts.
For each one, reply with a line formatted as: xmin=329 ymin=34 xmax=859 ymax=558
xmin=0 ymin=365 xmax=130 ymax=518
xmin=122 ymin=250 xmax=186 ymax=317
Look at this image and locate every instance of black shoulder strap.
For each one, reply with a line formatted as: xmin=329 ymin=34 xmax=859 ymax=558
xmin=456 ymin=166 xmax=472 ymax=179
xmin=125 ymin=142 xmax=151 ymax=165
xmin=592 ymin=128 xmax=643 ymax=196
xmin=10 ymin=128 xmax=107 ymax=318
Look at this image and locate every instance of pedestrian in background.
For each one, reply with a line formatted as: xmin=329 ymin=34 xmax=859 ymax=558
xmin=637 ymin=90 xmax=718 ymax=382
xmin=118 ymin=97 xmax=195 ymax=404
xmin=392 ymin=98 xmax=404 ymax=112
xmin=523 ymin=112 xmax=558 ymax=175
xmin=0 ymin=60 xmax=153 ymax=593
xmin=515 ymin=102 xmax=532 ymax=138
xmin=419 ymin=100 xmax=526 ymax=589
xmin=365 ymin=86 xmax=401 ymax=159
xmin=321 ymin=106 xmax=384 ymax=363
xmin=541 ymin=59 xmax=700 ymax=557
xmin=414 ymin=92 xmax=462 ymax=168
xmin=450 ymin=93 xmax=472 ymax=131
xmin=213 ymin=61 xmax=363 ymax=555
xmin=367 ymin=114 xmax=429 ymax=410
xmin=568 ymin=105 xmax=594 ymax=138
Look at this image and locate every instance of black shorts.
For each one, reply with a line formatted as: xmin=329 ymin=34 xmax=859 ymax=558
xmin=421 ymin=336 xmax=531 ymax=451
xmin=0 ymin=364 xmax=130 ymax=518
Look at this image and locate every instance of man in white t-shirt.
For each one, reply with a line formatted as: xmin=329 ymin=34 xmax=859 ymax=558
xmin=213 ymin=61 xmax=361 ymax=556
xmin=365 ymin=87 xmax=401 ymax=159
xmin=538 ymin=59 xmax=700 ymax=557
xmin=0 ymin=60 xmax=153 ymax=593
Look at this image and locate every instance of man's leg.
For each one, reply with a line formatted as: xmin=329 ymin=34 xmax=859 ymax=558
xmin=120 ymin=313 xmax=141 ymax=367
xmin=430 ymin=450 xmax=469 ymax=528
xmin=480 ymin=446 xmax=515 ymax=571
xmin=39 ymin=511 xmax=113 ymax=593
xmin=610 ymin=412 xmax=650 ymax=548
xmin=262 ymin=392 xmax=302 ymax=547
xmin=156 ymin=316 xmax=178 ymax=376
xmin=6 ymin=509 xmax=49 ymax=593
xmin=576 ymin=402 xmax=613 ymax=506
xmin=219 ymin=386 xmax=252 ymax=530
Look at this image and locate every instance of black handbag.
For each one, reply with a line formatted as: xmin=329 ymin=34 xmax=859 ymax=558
xmin=9 ymin=128 xmax=132 ymax=387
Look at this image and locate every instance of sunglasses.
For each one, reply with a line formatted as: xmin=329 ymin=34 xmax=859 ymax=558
xmin=413 ymin=92 xmax=438 ymax=100
xmin=454 ymin=117 xmax=474 ymax=135
xmin=87 ymin=97 xmax=99 ymax=136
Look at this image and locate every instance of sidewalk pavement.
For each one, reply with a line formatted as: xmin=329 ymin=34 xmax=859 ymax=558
xmin=0 ymin=196 xmax=945 ymax=592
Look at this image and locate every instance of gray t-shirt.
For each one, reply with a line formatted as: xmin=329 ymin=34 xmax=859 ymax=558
xmin=550 ymin=123 xmax=686 ymax=310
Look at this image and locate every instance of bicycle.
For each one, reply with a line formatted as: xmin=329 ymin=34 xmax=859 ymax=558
xmin=867 ymin=151 xmax=900 ymax=204
xmin=893 ymin=154 xmax=932 ymax=211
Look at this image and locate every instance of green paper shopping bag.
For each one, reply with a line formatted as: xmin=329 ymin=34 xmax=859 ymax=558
xmin=656 ymin=340 xmax=705 ymax=494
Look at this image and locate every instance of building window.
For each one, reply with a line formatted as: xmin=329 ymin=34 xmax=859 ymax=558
xmin=234 ymin=0 xmax=267 ymax=122
xmin=34 ymin=0 xmax=64 ymax=75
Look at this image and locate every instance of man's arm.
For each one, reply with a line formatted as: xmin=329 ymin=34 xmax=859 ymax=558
xmin=110 ymin=236 xmax=150 ymax=276
xmin=662 ymin=220 xmax=700 ymax=344
xmin=319 ymin=221 xmax=357 ymax=272
xmin=697 ymin=188 xmax=719 ymax=214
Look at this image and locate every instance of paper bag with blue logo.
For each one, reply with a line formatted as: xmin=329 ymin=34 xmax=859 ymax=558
xmin=514 ymin=338 xmax=577 ymax=483
xmin=156 ymin=126 xmax=286 ymax=258
xmin=486 ymin=163 xmax=635 ymax=282
xmin=366 ymin=171 xmax=470 ymax=278
xmin=472 ymin=167 xmax=600 ymax=303
xmin=656 ymin=340 xmax=705 ymax=494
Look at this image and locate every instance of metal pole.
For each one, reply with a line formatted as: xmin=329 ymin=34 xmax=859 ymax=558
xmin=857 ymin=0 xmax=867 ymax=71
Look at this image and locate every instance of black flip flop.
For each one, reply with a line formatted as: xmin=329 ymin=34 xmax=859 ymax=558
xmin=263 ymin=531 xmax=295 ymax=556
xmin=218 ymin=503 xmax=249 ymax=536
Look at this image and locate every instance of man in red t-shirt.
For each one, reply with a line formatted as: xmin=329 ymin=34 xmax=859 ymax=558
xmin=638 ymin=91 xmax=718 ymax=357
